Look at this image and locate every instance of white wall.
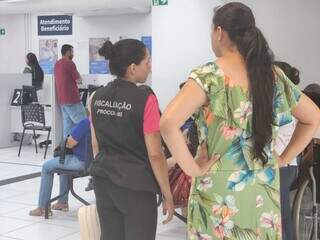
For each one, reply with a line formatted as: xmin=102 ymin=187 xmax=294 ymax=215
xmin=0 ymin=13 xmax=151 ymax=80
xmin=151 ymin=0 xmax=222 ymax=109
xmin=0 ymin=74 xmax=31 ymax=148
xmin=0 ymin=15 xmax=26 ymax=74
xmin=1 ymin=0 xmax=319 ymax=106
xmin=225 ymin=0 xmax=320 ymax=89
xmin=30 ymin=13 xmax=151 ymax=82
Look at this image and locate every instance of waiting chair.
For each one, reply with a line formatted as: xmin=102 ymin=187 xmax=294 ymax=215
xmin=44 ymin=136 xmax=93 ymax=219
xmin=18 ymin=103 xmax=51 ymax=159
xmin=44 ymin=168 xmax=90 ymax=219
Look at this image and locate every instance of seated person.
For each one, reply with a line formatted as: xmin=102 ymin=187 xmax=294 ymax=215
xmin=304 ymin=83 xmax=320 ymax=95
xmin=296 ymin=87 xmax=320 ymax=186
xmin=29 ymin=118 xmax=91 ymax=216
xmin=273 ymin=61 xmax=300 ymax=240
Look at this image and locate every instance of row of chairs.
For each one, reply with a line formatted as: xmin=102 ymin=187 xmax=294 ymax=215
xmin=17 ymin=84 xmax=102 ymax=159
xmin=16 ymin=85 xmax=103 ymax=219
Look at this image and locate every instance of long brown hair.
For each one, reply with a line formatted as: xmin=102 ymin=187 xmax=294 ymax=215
xmin=213 ymin=2 xmax=275 ymax=165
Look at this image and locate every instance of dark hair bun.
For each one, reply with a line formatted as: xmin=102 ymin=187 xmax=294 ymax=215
xmin=290 ymin=67 xmax=300 ymax=85
xmin=99 ymin=40 xmax=114 ymax=60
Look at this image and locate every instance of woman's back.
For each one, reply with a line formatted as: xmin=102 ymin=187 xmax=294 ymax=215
xmin=90 ymin=79 xmax=159 ymax=193
xmin=185 ymin=61 xmax=301 ymax=239
xmin=193 ymin=62 xmax=301 ymax=169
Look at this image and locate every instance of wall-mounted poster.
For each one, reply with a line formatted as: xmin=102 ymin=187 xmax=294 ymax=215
xmin=89 ymin=38 xmax=109 ymax=74
xmin=141 ymin=36 xmax=152 ymax=56
xmin=39 ymin=39 xmax=58 ymax=74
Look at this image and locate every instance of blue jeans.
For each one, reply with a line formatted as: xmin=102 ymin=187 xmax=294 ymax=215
xmin=280 ymin=165 xmax=298 ymax=240
xmin=38 ymin=155 xmax=85 ymax=208
xmin=61 ymin=103 xmax=86 ymax=139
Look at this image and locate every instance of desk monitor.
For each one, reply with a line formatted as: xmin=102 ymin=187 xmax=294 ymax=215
xmin=22 ymin=85 xmax=38 ymax=105
xmin=88 ymin=84 xmax=103 ymax=96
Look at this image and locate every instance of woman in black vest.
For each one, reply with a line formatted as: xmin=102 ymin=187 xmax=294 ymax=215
xmin=89 ymin=39 xmax=174 ymax=240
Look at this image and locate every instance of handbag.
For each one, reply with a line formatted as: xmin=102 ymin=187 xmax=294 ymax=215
xmin=168 ymin=164 xmax=192 ymax=208
xmin=78 ymin=204 xmax=101 ymax=240
xmin=53 ymin=138 xmax=73 ymax=164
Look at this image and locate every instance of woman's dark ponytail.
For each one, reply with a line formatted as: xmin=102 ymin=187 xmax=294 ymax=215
xmin=213 ymin=3 xmax=275 ymax=165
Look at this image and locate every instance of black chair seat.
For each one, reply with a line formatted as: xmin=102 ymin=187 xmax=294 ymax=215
xmin=45 ymin=167 xmax=90 ymax=219
xmin=53 ymin=168 xmax=88 ymax=178
xmin=24 ymin=125 xmax=51 ymax=131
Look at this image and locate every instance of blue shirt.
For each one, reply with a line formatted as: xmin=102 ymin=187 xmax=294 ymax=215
xmin=70 ymin=118 xmax=91 ymax=163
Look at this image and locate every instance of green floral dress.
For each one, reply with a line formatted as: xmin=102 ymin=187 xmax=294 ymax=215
xmin=187 ymin=62 xmax=302 ymax=240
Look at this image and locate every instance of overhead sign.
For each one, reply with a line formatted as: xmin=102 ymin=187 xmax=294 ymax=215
xmin=38 ymin=15 xmax=72 ymax=36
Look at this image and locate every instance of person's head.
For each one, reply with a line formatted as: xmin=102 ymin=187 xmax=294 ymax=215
xmin=304 ymin=83 xmax=320 ymax=95
xmin=25 ymin=52 xmax=44 ymax=88
xmin=99 ymin=39 xmax=151 ymax=84
xmin=212 ymin=2 xmax=275 ymax=165
xmin=274 ymin=61 xmax=300 ymax=85
xmin=61 ymin=44 xmax=74 ymax=60
xmin=304 ymin=91 xmax=320 ymax=108
xmin=26 ymin=52 xmax=39 ymax=67
xmin=45 ymin=40 xmax=52 ymax=48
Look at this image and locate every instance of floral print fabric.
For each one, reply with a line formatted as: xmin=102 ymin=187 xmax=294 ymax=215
xmin=187 ymin=62 xmax=301 ymax=240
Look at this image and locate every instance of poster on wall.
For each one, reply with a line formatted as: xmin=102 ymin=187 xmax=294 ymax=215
xmin=39 ymin=39 xmax=58 ymax=74
xmin=89 ymin=38 xmax=109 ymax=74
xmin=141 ymin=36 xmax=152 ymax=56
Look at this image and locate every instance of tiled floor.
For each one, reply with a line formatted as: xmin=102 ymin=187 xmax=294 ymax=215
xmin=0 ymin=146 xmax=186 ymax=240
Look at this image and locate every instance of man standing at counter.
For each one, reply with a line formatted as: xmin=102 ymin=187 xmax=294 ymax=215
xmin=54 ymin=44 xmax=86 ymax=139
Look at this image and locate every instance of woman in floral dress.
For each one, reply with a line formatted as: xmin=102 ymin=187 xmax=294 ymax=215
xmin=160 ymin=2 xmax=320 ymax=240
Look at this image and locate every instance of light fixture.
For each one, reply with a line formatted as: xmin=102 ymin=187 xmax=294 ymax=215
xmin=0 ymin=0 xmax=28 ymax=2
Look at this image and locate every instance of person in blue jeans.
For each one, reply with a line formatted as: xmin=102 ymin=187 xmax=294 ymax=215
xmin=54 ymin=44 xmax=86 ymax=139
xmin=61 ymin=104 xmax=87 ymax=139
xmin=29 ymin=118 xmax=91 ymax=216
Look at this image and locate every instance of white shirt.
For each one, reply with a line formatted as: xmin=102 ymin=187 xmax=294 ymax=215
xmin=274 ymin=119 xmax=297 ymax=166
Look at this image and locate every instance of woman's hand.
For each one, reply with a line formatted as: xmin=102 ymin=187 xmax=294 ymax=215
xmin=278 ymin=156 xmax=287 ymax=168
xmin=162 ymin=195 xmax=174 ymax=224
xmin=273 ymin=150 xmax=288 ymax=168
xmin=195 ymin=142 xmax=221 ymax=175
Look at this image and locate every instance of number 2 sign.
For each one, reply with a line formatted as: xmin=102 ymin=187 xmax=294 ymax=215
xmin=11 ymin=89 xmax=22 ymax=106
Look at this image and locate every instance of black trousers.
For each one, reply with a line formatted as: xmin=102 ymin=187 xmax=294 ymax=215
xmin=280 ymin=165 xmax=297 ymax=240
xmin=93 ymin=176 xmax=158 ymax=240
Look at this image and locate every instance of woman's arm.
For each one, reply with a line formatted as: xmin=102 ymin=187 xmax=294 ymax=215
xmin=280 ymin=94 xmax=320 ymax=166
xmin=144 ymin=132 xmax=174 ymax=224
xmin=23 ymin=66 xmax=32 ymax=74
xmin=88 ymin=93 xmax=99 ymax=157
xmin=160 ymin=80 xmax=217 ymax=177
xmin=90 ymin=123 xmax=99 ymax=158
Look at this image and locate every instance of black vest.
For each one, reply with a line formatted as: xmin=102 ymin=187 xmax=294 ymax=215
xmin=90 ymin=79 xmax=159 ymax=193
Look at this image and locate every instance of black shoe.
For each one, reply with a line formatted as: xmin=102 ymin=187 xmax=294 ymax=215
xmin=85 ymin=178 xmax=93 ymax=191
xmin=39 ymin=140 xmax=52 ymax=149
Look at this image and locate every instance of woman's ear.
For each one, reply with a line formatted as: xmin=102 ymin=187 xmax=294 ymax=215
xmin=128 ymin=63 xmax=136 ymax=75
xmin=216 ymin=26 xmax=222 ymax=41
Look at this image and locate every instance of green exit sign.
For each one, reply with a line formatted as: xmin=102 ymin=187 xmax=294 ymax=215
xmin=153 ymin=0 xmax=168 ymax=6
xmin=0 ymin=29 xmax=5 ymax=35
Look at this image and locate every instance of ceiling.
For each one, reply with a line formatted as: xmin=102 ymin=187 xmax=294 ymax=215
xmin=0 ymin=0 xmax=151 ymax=16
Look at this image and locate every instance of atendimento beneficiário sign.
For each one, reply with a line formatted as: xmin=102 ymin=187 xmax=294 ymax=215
xmin=38 ymin=15 xmax=72 ymax=36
